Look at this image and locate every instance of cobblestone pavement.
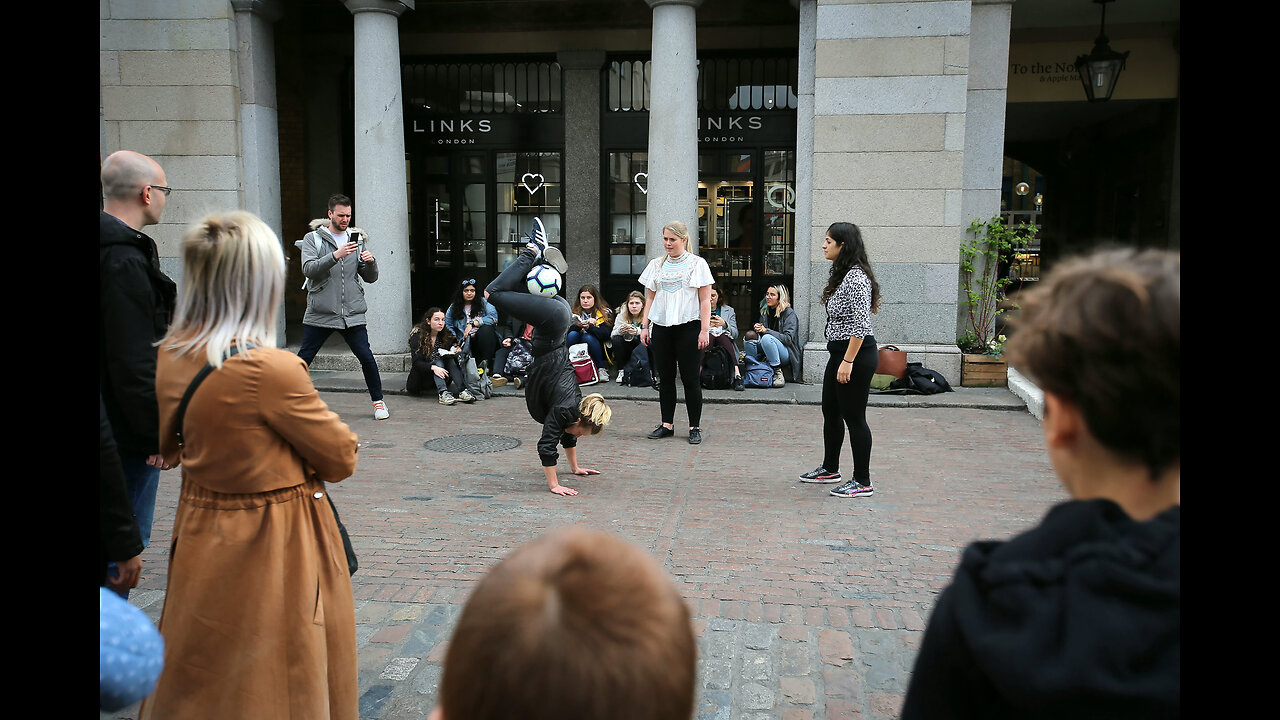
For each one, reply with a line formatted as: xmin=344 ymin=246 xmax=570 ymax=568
xmin=104 ymin=390 xmax=1062 ymax=720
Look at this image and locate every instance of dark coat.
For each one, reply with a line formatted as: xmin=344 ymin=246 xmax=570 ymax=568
xmin=99 ymin=211 xmax=177 ymax=456
xmin=100 ymin=393 xmax=143 ymax=584
xmin=901 ymin=498 xmax=1180 ymax=719
xmin=524 ymin=345 xmax=582 ymax=467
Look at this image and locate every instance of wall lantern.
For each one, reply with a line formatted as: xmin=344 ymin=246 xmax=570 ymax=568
xmin=1034 ymin=193 xmax=1044 ymax=211
xmin=1074 ymin=0 xmax=1130 ymax=103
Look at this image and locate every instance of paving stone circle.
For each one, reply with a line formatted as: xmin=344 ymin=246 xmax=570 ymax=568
xmin=422 ymin=434 xmax=521 ymax=454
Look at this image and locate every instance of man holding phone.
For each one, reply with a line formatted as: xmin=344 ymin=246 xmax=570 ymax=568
xmin=296 ymin=193 xmax=389 ymax=419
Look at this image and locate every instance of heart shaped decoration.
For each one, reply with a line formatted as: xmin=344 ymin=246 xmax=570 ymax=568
xmin=521 ymin=173 xmax=545 ymax=194
xmin=767 ymin=184 xmax=796 ymax=213
xmin=633 ymin=172 xmax=649 ymax=195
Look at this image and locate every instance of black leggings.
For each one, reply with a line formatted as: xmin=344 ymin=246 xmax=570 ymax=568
xmin=651 ymin=320 xmax=703 ymax=427
xmin=484 ymin=249 xmax=571 ymax=353
xmin=821 ymin=336 xmax=877 ymax=483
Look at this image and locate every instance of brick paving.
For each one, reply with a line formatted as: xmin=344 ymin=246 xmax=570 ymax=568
xmin=104 ymin=388 xmax=1063 ymax=720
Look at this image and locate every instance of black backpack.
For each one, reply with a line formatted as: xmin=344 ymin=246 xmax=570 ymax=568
xmin=621 ymin=346 xmax=653 ymax=387
xmin=700 ymin=345 xmax=735 ymax=390
xmin=888 ymin=362 xmax=954 ymax=394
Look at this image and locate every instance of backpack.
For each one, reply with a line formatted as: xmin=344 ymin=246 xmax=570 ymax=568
xmin=889 ymin=362 xmax=953 ymax=395
xmin=503 ymin=338 xmax=534 ymax=376
xmin=620 ymin=345 xmax=653 ymax=387
xmin=741 ymin=355 xmax=775 ymax=388
xmin=700 ymin=345 xmax=735 ymax=390
xmin=568 ymin=342 xmax=599 ymax=386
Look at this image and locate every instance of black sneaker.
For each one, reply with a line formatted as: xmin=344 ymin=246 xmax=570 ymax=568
xmin=733 ymin=376 xmax=745 ymax=391
xmin=688 ymin=428 xmax=702 ymax=444
xmin=829 ymin=480 xmax=874 ymax=498
xmin=799 ymin=466 xmax=841 ymax=483
xmin=647 ymin=425 xmax=675 ymax=439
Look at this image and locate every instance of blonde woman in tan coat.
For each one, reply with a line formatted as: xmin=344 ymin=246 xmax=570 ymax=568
xmin=141 ymin=211 xmax=360 ymax=720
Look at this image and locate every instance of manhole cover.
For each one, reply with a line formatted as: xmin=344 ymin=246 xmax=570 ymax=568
xmin=423 ymin=434 xmax=522 ymax=454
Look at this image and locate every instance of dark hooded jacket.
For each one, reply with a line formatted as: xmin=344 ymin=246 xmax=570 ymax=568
xmin=99 ymin=211 xmax=177 ymax=456
xmin=901 ymin=498 xmax=1180 ymax=719
xmin=524 ymin=344 xmax=582 ymax=468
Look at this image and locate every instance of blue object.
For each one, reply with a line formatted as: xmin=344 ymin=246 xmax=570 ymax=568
xmin=100 ymin=587 xmax=164 ymax=712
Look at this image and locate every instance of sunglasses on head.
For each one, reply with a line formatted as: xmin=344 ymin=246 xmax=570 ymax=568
xmin=462 ymin=279 xmax=476 ymax=287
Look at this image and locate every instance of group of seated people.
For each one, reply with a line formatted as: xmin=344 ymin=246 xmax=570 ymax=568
xmin=406 ymin=277 xmax=806 ymax=402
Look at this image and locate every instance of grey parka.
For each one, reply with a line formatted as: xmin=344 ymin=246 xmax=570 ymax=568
xmin=295 ymin=219 xmax=380 ymax=329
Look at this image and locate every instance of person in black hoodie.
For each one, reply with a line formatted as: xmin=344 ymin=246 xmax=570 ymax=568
xmin=100 ymin=151 xmax=178 ymax=587
xmin=902 ymin=248 xmax=1180 ymax=719
xmin=483 ymin=218 xmax=613 ymax=496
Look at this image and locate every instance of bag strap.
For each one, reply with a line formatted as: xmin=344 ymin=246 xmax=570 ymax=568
xmin=880 ymin=344 xmax=901 ymax=352
xmin=175 ymin=344 xmax=256 ymax=448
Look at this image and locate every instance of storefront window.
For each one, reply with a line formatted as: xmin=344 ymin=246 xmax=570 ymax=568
xmin=762 ymin=149 xmax=795 ymax=277
xmin=496 ymin=152 xmax=563 ymax=270
xmin=605 ymin=151 xmax=648 ymax=275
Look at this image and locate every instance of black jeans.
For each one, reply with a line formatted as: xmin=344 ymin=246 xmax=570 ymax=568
xmin=651 ymin=320 xmax=704 ymax=427
xmin=298 ymin=323 xmax=383 ymax=401
xmin=821 ymin=336 xmax=877 ymax=483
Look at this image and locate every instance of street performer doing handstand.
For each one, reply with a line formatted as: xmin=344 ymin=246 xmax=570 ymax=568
xmin=484 ymin=218 xmax=612 ymax=496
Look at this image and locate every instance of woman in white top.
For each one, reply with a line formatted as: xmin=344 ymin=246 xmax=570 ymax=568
xmin=639 ymin=220 xmax=714 ymax=444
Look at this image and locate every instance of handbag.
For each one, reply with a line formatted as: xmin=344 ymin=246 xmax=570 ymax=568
xmin=458 ymin=337 xmax=493 ymax=399
xmin=568 ymin=342 xmax=599 ymax=385
xmin=175 ymin=344 xmax=359 ymax=576
xmin=876 ymin=344 xmax=907 ymax=379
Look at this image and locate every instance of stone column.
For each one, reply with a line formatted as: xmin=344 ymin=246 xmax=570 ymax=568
xmin=644 ymin=0 xmax=703 ymax=259
xmin=794 ymin=0 xmax=818 ymax=378
xmin=343 ymin=0 xmax=414 ymax=355
xmin=232 ymin=0 xmax=286 ymax=345
xmin=557 ymin=50 xmax=606 ymax=288
xmin=804 ymin=0 xmax=974 ymax=383
xmin=959 ymin=0 xmax=1015 ymax=361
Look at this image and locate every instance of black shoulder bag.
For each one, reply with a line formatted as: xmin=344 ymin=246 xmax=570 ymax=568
xmin=175 ymin=345 xmax=359 ymax=576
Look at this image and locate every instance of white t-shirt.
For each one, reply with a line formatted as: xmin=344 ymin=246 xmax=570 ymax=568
xmin=638 ymin=252 xmax=714 ymax=327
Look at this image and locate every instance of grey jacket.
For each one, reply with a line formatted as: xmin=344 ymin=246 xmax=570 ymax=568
xmin=760 ymin=305 xmax=803 ymax=381
xmin=295 ymin=218 xmax=380 ymax=329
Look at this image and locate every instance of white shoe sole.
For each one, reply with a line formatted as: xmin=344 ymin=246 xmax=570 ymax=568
xmin=542 ymin=246 xmax=569 ymax=275
xmin=799 ymin=476 xmax=842 ymax=484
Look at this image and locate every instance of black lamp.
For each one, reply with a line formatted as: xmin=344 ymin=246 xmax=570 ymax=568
xmin=1075 ymin=0 xmax=1130 ymax=103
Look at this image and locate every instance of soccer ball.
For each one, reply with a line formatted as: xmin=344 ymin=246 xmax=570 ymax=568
xmin=526 ymin=264 xmax=562 ymax=297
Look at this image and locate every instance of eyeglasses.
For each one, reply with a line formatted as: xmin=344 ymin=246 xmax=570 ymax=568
xmin=144 ymin=184 xmax=172 ymax=197
xmin=462 ymin=279 xmax=476 ymax=287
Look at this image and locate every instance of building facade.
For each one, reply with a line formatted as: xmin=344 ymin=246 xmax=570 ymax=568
xmin=101 ymin=0 xmax=1180 ymax=382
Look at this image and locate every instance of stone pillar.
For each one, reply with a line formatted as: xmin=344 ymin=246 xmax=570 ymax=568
xmin=802 ymin=0 xmax=975 ymax=383
xmin=959 ymin=0 xmax=1015 ymax=363
xmin=343 ymin=0 xmax=415 ymax=355
xmin=644 ymin=0 xmax=703 ymax=258
xmin=794 ymin=0 xmax=818 ymax=378
xmin=558 ymin=50 xmax=606 ymax=288
xmin=232 ymin=0 xmax=286 ymax=345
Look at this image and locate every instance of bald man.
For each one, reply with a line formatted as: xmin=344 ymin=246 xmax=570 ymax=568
xmin=100 ymin=151 xmax=177 ymax=594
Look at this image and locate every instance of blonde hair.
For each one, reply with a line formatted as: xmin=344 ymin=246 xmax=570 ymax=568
xmin=661 ymin=220 xmax=693 ymax=249
xmin=159 ymin=211 xmax=285 ymax=368
xmin=616 ymin=290 xmax=646 ymax=325
xmin=577 ymin=393 xmax=612 ymax=434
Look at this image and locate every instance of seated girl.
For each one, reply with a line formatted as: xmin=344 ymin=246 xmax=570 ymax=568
xmin=407 ymin=307 xmax=476 ymax=405
xmin=566 ymin=284 xmax=614 ymax=383
xmin=445 ymin=279 xmax=500 ymax=371
xmin=743 ymin=284 xmax=802 ymax=387
xmin=611 ymin=290 xmax=654 ymax=387
xmin=707 ymin=283 xmax=744 ymax=391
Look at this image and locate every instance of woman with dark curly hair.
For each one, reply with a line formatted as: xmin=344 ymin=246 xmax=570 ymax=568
xmin=406 ymin=307 xmax=476 ymax=405
xmin=799 ymin=222 xmax=882 ymax=498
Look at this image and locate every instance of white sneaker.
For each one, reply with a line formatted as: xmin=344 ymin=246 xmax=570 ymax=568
xmin=439 ymin=391 xmax=457 ymax=406
xmin=597 ymin=368 xmax=609 ymax=383
xmin=772 ymin=371 xmax=785 ymax=388
xmin=458 ymin=389 xmax=476 ymax=403
xmin=373 ymin=400 xmax=390 ymax=419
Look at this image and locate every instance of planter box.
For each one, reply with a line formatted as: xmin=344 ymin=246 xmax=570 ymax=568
xmin=961 ymin=353 xmax=1008 ymax=387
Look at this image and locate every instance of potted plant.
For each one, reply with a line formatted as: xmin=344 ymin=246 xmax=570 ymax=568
xmin=958 ymin=216 xmax=1037 ymax=387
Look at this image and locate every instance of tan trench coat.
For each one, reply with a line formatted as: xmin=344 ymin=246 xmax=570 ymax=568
xmin=140 ymin=346 xmax=359 ymax=720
